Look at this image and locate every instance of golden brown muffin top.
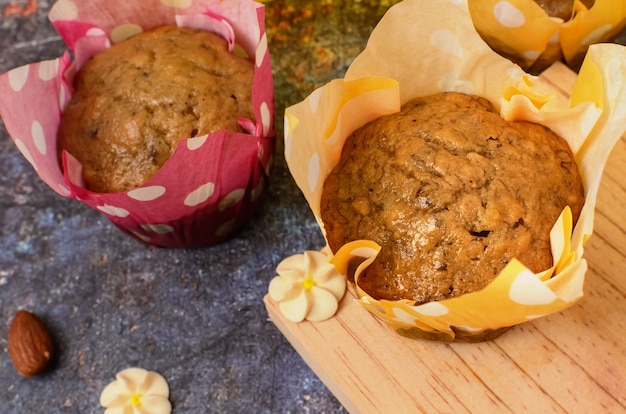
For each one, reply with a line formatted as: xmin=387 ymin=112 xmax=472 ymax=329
xmin=321 ymin=92 xmax=584 ymax=304
xmin=58 ymin=25 xmax=254 ymax=193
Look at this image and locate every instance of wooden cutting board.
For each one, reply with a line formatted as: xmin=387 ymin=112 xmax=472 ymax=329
xmin=264 ymin=62 xmax=626 ymax=413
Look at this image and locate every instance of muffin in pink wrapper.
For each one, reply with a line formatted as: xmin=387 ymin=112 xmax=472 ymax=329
xmin=0 ymin=0 xmax=274 ymax=248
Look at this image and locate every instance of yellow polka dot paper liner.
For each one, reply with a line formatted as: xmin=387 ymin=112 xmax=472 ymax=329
xmin=284 ymin=0 xmax=626 ymax=341
xmin=468 ymin=0 xmax=626 ymax=73
xmin=0 ymin=0 xmax=274 ymax=248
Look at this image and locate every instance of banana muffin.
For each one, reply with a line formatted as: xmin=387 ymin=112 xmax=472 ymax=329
xmin=532 ymin=0 xmax=595 ymax=20
xmin=533 ymin=0 xmax=573 ymax=20
xmin=57 ymin=25 xmax=254 ymax=193
xmin=321 ymin=92 xmax=585 ymax=304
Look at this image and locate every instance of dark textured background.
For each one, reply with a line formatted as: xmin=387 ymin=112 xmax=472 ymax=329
xmin=1 ymin=1 xmax=624 ymax=413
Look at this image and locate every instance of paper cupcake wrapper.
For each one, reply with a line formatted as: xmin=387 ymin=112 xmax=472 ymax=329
xmin=284 ymin=0 xmax=626 ymax=341
xmin=0 ymin=0 xmax=274 ymax=248
xmin=468 ymin=0 xmax=626 ymax=72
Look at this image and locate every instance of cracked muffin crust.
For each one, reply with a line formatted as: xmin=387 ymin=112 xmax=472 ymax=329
xmin=321 ymin=92 xmax=585 ymax=304
xmin=57 ymin=25 xmax=254 ymax=193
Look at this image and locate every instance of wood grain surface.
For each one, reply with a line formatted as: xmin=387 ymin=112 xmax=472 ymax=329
xmin=264 ymin=62 xmax=626 ymax=414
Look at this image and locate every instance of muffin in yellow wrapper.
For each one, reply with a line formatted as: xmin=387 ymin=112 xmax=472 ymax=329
xmin=468 ymin=0 xmax=626 ymax=73
xmin=283 ymin=0 xmax=626 ymax=341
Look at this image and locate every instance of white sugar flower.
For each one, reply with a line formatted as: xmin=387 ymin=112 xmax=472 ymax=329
xmin=269 ymin=250 xmax=346 ymax=322
xmin=100 ymin=367 xmax=171 ymax=414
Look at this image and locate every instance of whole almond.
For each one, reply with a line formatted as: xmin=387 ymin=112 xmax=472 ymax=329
xmin=8 ymin=310 xmax=54 ymax=377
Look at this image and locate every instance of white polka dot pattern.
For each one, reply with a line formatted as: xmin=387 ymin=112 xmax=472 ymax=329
xmin=493 ymin=1 xmax=525 ymax=28
xmin=506 ymin=67 xmax=524 ymax=80
xmin=455 ymin=325 xmax=483 ymax=333
xmin=160 ymin=0 xmax=192 ymax=7
xmin=430 ymin=30 xmax=463 ymax=58
xmin=97 ymin=204 xmax=130 ymax=218
xmin=127 ymin=186 xmax=166 ymax=201
xmin=141 ymin=224 xmax=174 ymax=234
xmin=437 ymin=72 xmax=475 ymax=94
xmin=508 ymin=270 xmax=557 ymax=305
xmin=256 ymin=33 xmax=268 ymax=68
xmin=14 ymin=139 xmax=37 ymax=171
xmin=38 ymin=59 xmax=58 ymax=81
xmin=578 ymin=107 xmax=598 ymax=139
xmin=308 ymin=88 xmax=322 ymax=113
xmin=264 ymin=154 xmax=274 ymax=177
xmin=86 ymin=28 xmax=106 ymax=37
xmin=257 ymin=141 xmax=264 ymax=160
xmin=184 ymin=182 xmax=216 ymax=207
xmin=260 ymin=102 xmax=271 ymax=137
xmin=131 ymin=231 xmax=152 ymax=243
xmin=307 ymin=153 xmax=320 ymax=193
xmin=582 ymin=24 xmax=613 ymax=46
xmin=525 ymin=313 xmax=548 ymax=321
xmin=522 ymin=50 xmax=541 ymax=60
xmin=283 ymin=112 xmax=297 ymax=160
xmin=0 ymin=0 xmax=275 ymax=248
xmin=547 ymin=30 xmax=559 ymax=45
xmin=31 ymin=121 xmax=46 ymax=155
xmin=110 ymin=23 xmax=143 ymax=43
xmin=186 ymin=134 xmax=208 ymax=151
xmin=49 ymin=0 xmax=78 ymax=21
xmin=215 ymin=219 xmax=236 ymax=238
xmin=413 ymin=302 xmax=449 ymax=317
xmin=8 ymin=65 xmax=29 ymax=92
xmin=392 ymin=308 xmax=419 ymax=325
xmin=57 ymin=184 xmax=71 ymax=197
xmin=218 ymin=189 xmax=245 ymax=212
xmin=606 ymin=59 xmax=623 ymax=100
xmin=59 ymin=82 xmax=69 ymax=110
xmin=250 ymin=176 xmax=264 ymax=202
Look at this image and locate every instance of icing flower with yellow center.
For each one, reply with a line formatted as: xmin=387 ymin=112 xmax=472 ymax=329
xmin=268 ymin=250 xmax=346 ymax=322
xmin=100 ymin=367 xmax=171 ymax=414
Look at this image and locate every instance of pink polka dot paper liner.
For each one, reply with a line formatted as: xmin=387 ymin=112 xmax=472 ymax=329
xmin=468 ymin=0 xmax=626 ymax=73
xmin=0 ymin=0 xmax=274 ymax=248
xmin=284 ymin=0 xmax=626 ymax=341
